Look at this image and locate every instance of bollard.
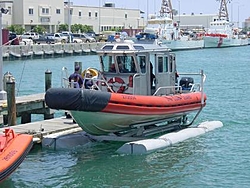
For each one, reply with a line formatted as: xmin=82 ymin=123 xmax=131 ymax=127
xmin=3 ymin=71 xmax=15 ymax=91
xmin=45 ymin=69 xmax=52 ymax=91
xmin=74 ymin=61 xmax=82 ymax=73
xmin=6 ymin=80 xmax=16 ymax=126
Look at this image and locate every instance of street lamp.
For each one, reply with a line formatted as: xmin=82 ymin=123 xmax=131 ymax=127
xmin=0 ymin=7 xmax=8 ymax=100
xmin=231 ymin=1 xmax=239 ymax=25
xmin=99 ymin=0 xmax=101 ymax=34
xmin=30 ymin=19 xmax=33 ymax=31
xmin=178 ymin=0 xmax=181 ymax=27
xmin=237 ymin=4 xmax=244 ymax=28
xmin=67 ymin=0 xmax=71 ymax=42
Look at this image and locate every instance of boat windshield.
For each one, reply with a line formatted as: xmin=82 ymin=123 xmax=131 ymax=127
xmin=117 ymin=56 xmax=137 ymax=73
xmin=100 ymin=55 xmax=115 ymax=73
xmin=100 ymin=54 xmax=137 ymax=73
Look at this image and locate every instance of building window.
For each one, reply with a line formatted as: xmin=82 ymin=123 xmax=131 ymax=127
xmin=40 ymin=17 xmax=50 ymax=23
xmin=95 ymin=12 xmax=98 ymax=18
xmin=56 ymin=9 xmax=60 ymax=14
xmin=28 ymin=8 xmax=34 ymax=15
xmin=125 ymin=13 xmax=127 ymax=19
xmin=42 ymin=8 xmax=49 ymax=14
xmin=89 ymin=11 xmax=91 ymax=17
xmin=79 ymin=11 xmax=81 ymax=17
xmin=70 ymin=9 xmax=73 ymax=15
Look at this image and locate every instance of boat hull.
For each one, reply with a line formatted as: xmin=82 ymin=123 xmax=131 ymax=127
xmin=203 ymin=36 xmax=249 ymax=48
xmin=45 ymin=88 xmax=206 ymax=135
xmin=160 ymin=39 xmax=204 ymax=50
xmin=135 ymin=39 xmax=204 ymax=51
xmin=0 ymin=129 xmax=33 ymax=182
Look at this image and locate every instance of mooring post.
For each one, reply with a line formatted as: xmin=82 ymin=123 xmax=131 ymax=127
xmin=74 ymin=61 xmax=82 ymax=73
xmin=44 ymin=69 xmax=54 ymax=120
xmin=45 ymin=69 xmax=52 ymax=91
xmin=6 ymin=80 xmax=16 ymax=126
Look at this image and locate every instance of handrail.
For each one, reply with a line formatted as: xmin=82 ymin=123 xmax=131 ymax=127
xmin=61 ymin=66 xmax=69 ymax=88
xmin=153 ymin=86 xmax=182 ymax=96
xmin=153 ymin=70 xmax=206 ymax=97
xmin=84 ymin=67 xmax=115 ymax=92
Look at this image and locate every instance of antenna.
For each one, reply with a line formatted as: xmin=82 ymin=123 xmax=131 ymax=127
xmin=216 ymin=0 xmax=231 ymax=21
xmin=159 ymin=0 xmax=173 ymax=19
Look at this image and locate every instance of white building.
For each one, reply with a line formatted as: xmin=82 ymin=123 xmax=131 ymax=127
xmin=1 ymin=0 xmax=243 ymax=34
xmin=0 ymin=0 xmax=142 ymax=33
xmin=0 ymin=0 xmax=13 ymax=28
xmin=173 ymin=13 xmax=218 ymax=31
xmin=65 ymin=2 xmax=142 ymax=33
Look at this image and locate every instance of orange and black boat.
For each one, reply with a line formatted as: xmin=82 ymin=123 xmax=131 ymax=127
xmin=46 ymin=42 xmax=207 ymax=138
xmin=0 ymin=128 xmax=33 ymax=182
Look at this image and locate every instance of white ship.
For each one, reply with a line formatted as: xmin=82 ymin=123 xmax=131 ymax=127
xmin=135 ymin=0 xmax=204 ymax=51
xmin=203 ymin=0 xmax=248 ymax=48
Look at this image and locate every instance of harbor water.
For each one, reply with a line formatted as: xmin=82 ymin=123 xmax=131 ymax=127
xmin=1 ymin=46 xmax=250 ymax=187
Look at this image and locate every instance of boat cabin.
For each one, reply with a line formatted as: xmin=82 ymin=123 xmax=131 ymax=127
xmin=97 ymin=42 xmax=178 ymax=96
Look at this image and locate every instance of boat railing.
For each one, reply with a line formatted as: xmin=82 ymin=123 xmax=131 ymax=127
xmin=83 ymin=68 xmax=115 ymax=92
xmin=153 ymin=70 xmax=206 ymax=97
xmin=178 ymin=70 xmax=206 ymax=92
xmin=61 ymin=67 xmax=69 ymax=88
xmin=153 ymin=86 xmax=182 ymax=96
xmin=181 ymin=70 xmax=206 ymax=126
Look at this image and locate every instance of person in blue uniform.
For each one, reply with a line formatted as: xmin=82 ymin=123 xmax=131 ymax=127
xmin=69 ymin=66 xmax=83 ymax=88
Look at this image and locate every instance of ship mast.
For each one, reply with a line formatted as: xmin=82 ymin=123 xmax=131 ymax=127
xmin=217 ymin=0 xmax=231 ymax=21
xmin=159 ymin=0 xmax=173 ymax=19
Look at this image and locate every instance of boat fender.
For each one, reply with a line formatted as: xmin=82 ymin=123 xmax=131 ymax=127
xmin=107 ymin=77 xmax=126 ymax=93
xmin=117 ymin=121 xmax=223 ymax=154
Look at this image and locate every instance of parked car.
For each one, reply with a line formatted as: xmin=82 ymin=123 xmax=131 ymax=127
xmin=72 ymin=36 xmax=83 ymax=43
xmin=61 ymin=32 xmax=75 ymax=43
xmin=45 ymin=33 xmax=68 ymax=43
xmin=20 ymin=38 xmax=34 ymax=45
xmin=86 ymin=32 xmax=96 ymax=38
xmin=21 ymin=32 xmax=39 ymax=40
xmin=33 ymin=34 xmax=56 ymax=44
xmin=72 ymin=33 xmax=96 ymax=43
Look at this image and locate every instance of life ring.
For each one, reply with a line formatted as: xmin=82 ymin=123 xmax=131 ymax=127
xmin=107 ymin=77 xmax=126 ymax=93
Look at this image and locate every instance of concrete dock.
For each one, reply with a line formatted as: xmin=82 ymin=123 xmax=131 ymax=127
xmin=3 ymin=42 xmax=106 ymax=61
xmin=0 ymin=116 xmax=88 ymax=149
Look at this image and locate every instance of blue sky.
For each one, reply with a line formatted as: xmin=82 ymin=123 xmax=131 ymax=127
xmin=71 ymin=0 xmax=249 ymax=24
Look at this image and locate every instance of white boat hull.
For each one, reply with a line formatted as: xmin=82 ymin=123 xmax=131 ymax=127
xmin=160 ymin=39 xmax=204 ymax=50
xmin=204 ymin=36 xmax=249 ymax=48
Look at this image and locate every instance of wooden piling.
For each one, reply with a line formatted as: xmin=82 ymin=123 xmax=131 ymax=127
xmin=45 ymin=70 xmax=54 ymax=120
xmin=6 ymin=81 xmax=16 ymax=126
xmin=74 ymin=61 xmax=82 ymax=73
xmin=45 ymin=69 xmax=52 ymax=91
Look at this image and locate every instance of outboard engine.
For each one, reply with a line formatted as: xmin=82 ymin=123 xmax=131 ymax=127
xmin=179 ymin=77 xmax=194 ymax=91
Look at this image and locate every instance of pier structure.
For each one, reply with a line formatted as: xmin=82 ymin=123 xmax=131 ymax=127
xmin=0 ymin=70 xmax=54 ymax=126
xmin=2 ymin=42 xmax=106 ymax=60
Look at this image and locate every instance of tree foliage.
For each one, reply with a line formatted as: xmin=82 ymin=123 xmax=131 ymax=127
xmin=58 ymin=24 xmax=94 ymax=33
xmin=32 ymin=25 xmax=46 ymax=34
xmin=6 ymin=25 xmax=25 ymax=35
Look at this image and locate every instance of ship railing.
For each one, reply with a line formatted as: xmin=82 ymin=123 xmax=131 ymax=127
xmin=180 ymin=70 xmax=206 ymax=126
xmin=61 ymin=66 xmax=70 ymax=88
xmin=83 ymin=68 xmax=115 ymax=92
xmin=153 ymin=86 xmax=182 ymax=96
